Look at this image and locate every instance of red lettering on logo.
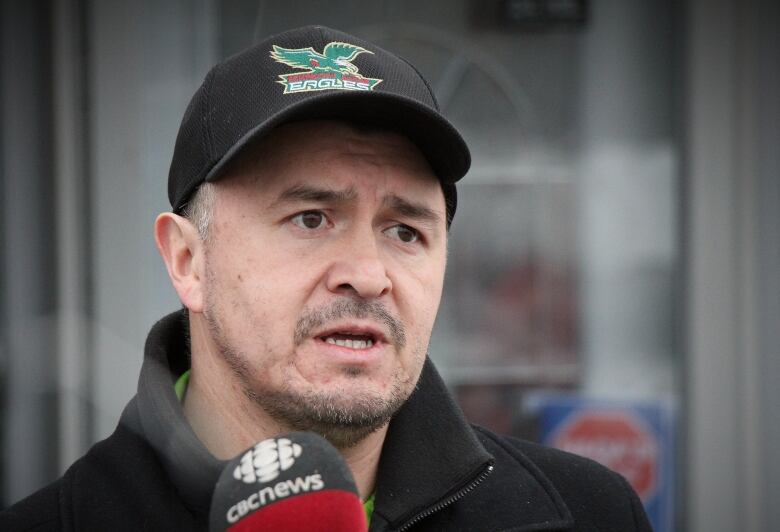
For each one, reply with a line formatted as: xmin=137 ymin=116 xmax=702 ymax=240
xmin=286 ymin=73 xmax=337 ymax=82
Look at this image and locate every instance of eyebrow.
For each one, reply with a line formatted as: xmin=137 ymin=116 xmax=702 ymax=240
xmin=275 ymin=184 xmax=442 ymax=225
xmin=383 ymin=194 xmax=442 ymax=226
xmin=276 ymin=184 xmax=357 ymax=204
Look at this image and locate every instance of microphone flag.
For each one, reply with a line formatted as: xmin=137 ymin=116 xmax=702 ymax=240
xmin=209 ymin=432 xmax=368 ymax=531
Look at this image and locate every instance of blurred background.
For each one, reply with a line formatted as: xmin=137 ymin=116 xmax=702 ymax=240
xmin=0 ymin=0 xmax=777 ymax=530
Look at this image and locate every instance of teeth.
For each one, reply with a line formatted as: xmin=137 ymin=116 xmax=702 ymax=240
xmin=323 ymin=337 xmax=374 ymax=349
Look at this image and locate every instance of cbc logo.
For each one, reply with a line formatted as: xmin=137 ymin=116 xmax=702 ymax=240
xmin=233 ymin=437 xmax=303 ymax=484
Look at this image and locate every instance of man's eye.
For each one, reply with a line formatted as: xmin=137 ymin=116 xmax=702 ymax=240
xmin=385 ymin=224 xmax=419 ymax=244
xmin=291 ymin=211 xmax=326 ymax=229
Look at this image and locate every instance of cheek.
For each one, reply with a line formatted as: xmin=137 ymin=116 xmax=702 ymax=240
xmin=397 ymin=259 xmax=445 ymax=348
xmin=205 ymin=248 xmax=303 ymax=339
xmin=414 ymin=250 xmax=446 ymax=308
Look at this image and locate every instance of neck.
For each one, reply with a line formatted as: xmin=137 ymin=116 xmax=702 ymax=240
xmin=182 ymin=312 xmax=385 ymax=500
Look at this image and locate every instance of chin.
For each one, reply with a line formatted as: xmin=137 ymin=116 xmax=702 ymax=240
xmin=243 ymin=370 xmax=410 ymax=447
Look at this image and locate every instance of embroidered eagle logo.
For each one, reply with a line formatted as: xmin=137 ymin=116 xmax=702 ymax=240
xmin=269 ymin=41 xmax=382 ymax=94
xmin=270 ymin=42 xmax=372 ymax=75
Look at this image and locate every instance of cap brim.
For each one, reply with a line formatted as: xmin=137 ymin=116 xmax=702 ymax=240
xmin=203 ymin=90 xmax=470 ymax=187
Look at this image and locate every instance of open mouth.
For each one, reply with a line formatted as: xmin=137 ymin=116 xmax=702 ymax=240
xmin=317 ymin=331 xmax=379 ymax=350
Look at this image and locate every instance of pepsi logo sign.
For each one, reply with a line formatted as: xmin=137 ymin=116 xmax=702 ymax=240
xmin=551 ymin=410 xmax=658 ymax=500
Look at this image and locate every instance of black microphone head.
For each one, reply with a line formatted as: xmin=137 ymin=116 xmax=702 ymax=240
xmin=209 ymin=432 xmax=368 ymax=531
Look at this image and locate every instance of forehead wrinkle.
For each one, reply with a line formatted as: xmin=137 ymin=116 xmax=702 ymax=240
xmin=320 ymin=130 xmax=432 ymax=174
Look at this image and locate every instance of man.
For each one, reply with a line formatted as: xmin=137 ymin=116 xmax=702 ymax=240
xmin=1 ymin=26 xmax=651 ymax=531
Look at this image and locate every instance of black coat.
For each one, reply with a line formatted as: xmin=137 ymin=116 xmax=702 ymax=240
xmin=1 ymin=312 xmax=652 ymax=531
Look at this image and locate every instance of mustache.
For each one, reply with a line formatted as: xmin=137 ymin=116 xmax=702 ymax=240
xmin=294 ymin=298 xmax=406 ymax=349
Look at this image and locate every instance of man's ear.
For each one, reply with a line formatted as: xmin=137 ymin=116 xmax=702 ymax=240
xmin=154 ymin=212 xmax=205 ymax=313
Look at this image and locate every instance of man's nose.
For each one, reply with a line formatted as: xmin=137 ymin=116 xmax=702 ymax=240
xmin=325 ymin=231 xmax=392 ymax=299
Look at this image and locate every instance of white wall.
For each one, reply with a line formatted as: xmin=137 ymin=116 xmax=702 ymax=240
xmin=88 ymin=0 xmax=216 ymax=439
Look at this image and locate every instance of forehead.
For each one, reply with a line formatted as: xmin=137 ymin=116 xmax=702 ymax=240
xmin=220 ymin=119 xmax=442 ymax=200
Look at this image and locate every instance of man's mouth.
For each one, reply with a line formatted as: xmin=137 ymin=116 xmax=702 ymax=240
xmin=315 ymin=326 xmax=385 ymax=351
xmin=320 ymin=332 xmax=374 ymax=350
xmin=294 ymin=300 xmax=406 ymax=350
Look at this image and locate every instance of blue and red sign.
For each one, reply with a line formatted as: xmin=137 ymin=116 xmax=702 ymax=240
xmin=533 ymin=396 xmax=676 ymax=532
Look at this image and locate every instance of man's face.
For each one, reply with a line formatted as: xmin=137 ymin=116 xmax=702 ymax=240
xmin=199 ymin=120 xmax=448 ymax=448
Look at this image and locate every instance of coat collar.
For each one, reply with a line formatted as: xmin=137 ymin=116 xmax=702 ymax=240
xmin=370 ymin=359 xmax=573 ymax=530
xmin=370 ymin=358 xmax=493 ymax=529
xmin=129 ymin=311 xmax=222 ymax=514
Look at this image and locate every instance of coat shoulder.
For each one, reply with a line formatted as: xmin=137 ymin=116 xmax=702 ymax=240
xmin=0 ymin=421 xmax=202 ymax=532
xmin=471 ymin=425 xmax=653 ymax=532
xmin=0 ymin=477 xmax=63 ymax=532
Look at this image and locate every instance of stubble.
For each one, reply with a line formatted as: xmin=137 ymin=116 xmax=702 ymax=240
xmin=202 ymin=265 xmax=422 ymax=449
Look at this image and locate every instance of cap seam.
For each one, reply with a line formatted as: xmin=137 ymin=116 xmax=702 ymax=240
xmin=201 ymin=69 xmax=215 ymax=163
xmin=398 ymin=55 xmax=441 ymax=111
xmin=315 ymin=25 xmax=327 ymax=44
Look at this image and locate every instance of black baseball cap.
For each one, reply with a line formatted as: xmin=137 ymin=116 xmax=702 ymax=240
xmin=167 ymin=25 xmax=470 ymax=222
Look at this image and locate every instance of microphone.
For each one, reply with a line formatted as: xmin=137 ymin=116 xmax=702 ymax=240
xmin=209 ymin=432 xmax=368 ymax=531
